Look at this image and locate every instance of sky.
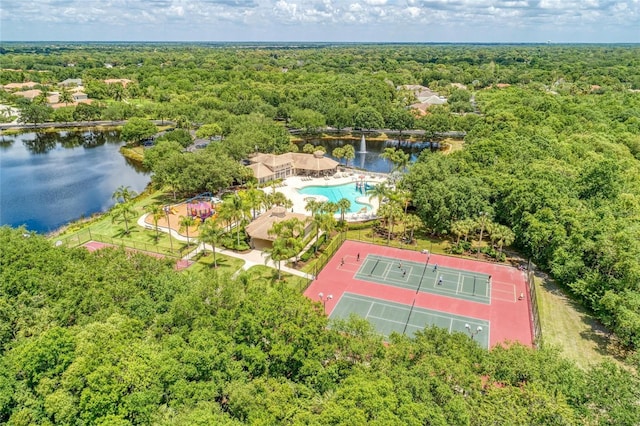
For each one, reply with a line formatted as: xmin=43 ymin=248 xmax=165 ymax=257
xmin=1 ymin=0 xmax=639 ymax=43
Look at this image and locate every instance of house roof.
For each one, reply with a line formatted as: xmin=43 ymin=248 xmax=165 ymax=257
xmin=3 ymin=82 xmax=38 ymax=90
xmin=13 ymin=89 xmax=41 ymax=99
xmin=248 ymin=152 xmax=339 ymax=178
xmin=59 ymin=78 xmax=82 ymax=86
xmin=245 ymin=207 xmax=309 ymax=241
xmin=291 ymin=152 xmax=339 ymax=171
xmin=248 ymin=162 xmax=275 ymax=180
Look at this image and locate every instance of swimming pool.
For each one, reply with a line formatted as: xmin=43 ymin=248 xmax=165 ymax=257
xmin=298 ymin=182 xmax=372 ymax=213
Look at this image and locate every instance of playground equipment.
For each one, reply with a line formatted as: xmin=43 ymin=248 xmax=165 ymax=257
xmin=186 ymin=192 xmax=219 ymax=221
xmin=355 ymin=176 xmax=375 ymax=193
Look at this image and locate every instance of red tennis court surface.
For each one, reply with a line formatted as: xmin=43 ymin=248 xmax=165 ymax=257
xmin=81 ymin=241 xmax=193 ymax=271
xmin=304 ymin=240 xmax=533 ymax=348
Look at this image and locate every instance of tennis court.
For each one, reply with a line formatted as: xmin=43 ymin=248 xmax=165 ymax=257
xmin=354 ymin=253 xmax=491 ymax=304
xmin=331 ymin=293 xmax=490 ymax=348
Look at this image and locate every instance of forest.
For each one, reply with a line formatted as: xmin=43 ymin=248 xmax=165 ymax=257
xmin=1 ymin=43 xmax=640 ymax=423
xmin=1 ymin=227 xmax=639 ymax=425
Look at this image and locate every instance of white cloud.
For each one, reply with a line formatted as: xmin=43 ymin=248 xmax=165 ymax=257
xmin=0 ymin=0 xmax=638 ymax=41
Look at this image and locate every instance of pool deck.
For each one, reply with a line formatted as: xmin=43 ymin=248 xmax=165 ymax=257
xmin=266 ymin=172 xmax=388 ymax=221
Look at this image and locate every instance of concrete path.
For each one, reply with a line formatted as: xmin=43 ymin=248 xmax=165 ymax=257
xmin=137 ymin=213 xmax=312 ymax=279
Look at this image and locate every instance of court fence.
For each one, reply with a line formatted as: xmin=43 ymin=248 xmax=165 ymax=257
xmin=55 ymin=229 xmax=180 ymax=258
xmin=527 ymin=259 xmax=542 ymax=348
xmin=301 ymin=232 xmax=347 ymax=292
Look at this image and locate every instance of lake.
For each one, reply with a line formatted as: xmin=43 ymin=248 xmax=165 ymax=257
xmin=298 ymin=137 xmax=437 ymax=173
xmin=0 ymin=130 xmax=150 ymax=234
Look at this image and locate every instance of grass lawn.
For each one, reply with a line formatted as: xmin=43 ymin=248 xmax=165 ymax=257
xmin=55 ymin=188 xmax=193 ymax=257
xmin=244 ymin=265 xmax=311 ymax=293
xmin=344 ymin=226 xmax=450 ymax=254
xmin=535 ymin=273 xmax=623 ymax=369
xmin=188 ymin=251 xmax=245 ymax=276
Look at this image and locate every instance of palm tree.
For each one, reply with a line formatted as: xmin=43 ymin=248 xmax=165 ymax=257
xmin=475 ymin=212 xmax=493 ymax=258
xmin=112 ymin=185 xmax=137 ymax=204
xmin=450 ymin=220 xmax=465 ymax=245
xmin=378 ymin=202 xmax=403 ymax=245
xmin=492 ymin=224 xmax=515 ymax=254
xmin=199 ymin=217 xmax=223 ymax=268
xmin=342 ymin=144 xmax=355 ymax=167
xmin=241 ymin=186 xmax=265 ymax=220
xmin=224 ymin=194 xmax=249 ymax=247
xmin=367 ymin=182 xmax=389 ymax=208
xmin=262 ymin=239 xmax=289 ymax=281
xmin=404 ymin=214 xmax=423 ymax=243
xmin=146 ymin=204 xmax=164 ymax=242
xmin=336 ymin=198 xmax=351 ymax=223
xmin=179 ymin=215 xmax=197 ymax=249
xmin=305 ymin=199 xmax=323 ymax=218
xmin=380 ymin=147 xmax=396 ymax=173
xmin=312 ymin=212 xmax=336 ymax=253
xmin=268 ymin=218 xmax=307 ymax=264
xmin=111 ymin=202 xmax=135 ymax=235
xmin=59 ymin=87 xmax=74 ymax=106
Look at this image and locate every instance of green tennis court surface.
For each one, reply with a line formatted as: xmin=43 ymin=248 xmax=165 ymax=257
xmin=354 ymin=254 xmax=491 ymax=304
xmin=330 ymin=293 xmax=490 ymax=348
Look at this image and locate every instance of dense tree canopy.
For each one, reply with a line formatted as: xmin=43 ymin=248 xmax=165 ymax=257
xmin=1 ymin=227 xmax=639 ymax=424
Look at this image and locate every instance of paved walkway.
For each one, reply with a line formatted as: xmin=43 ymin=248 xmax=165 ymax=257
xmin=137 ymin=213 xmax=312 ymax=279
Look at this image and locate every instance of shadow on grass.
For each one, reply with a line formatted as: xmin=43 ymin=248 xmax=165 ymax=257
xmin=538 ymin=273 xmax=628 ymax=362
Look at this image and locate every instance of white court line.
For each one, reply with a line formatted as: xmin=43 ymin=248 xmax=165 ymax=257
xmin=365 ymin=301 xmax=375 ymax=319
xmin=341 ymin=293 xmax=490 ymax=324
xmin=456 ymin=273 xmax=462 ymax=294
xmin=449 ymin=317 xmax=454 ymax=332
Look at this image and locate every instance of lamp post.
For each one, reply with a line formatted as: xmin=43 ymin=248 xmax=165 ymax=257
xmin=465 ymin=323 xmax=483 ymax=340
xmin=318 ymin=292 xmax=333 ymax=311
xmin=163 ymin=206 xmax=174 ymax=253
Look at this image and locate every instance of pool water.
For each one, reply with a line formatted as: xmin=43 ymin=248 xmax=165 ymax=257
xmin=298 ymin=182 xmax=372 ymax=213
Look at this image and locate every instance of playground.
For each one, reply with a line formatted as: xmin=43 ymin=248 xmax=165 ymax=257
xmin=305 ymin=240 xmax=533 ymax=348
xmin=144 ymin=193 xmax=220 ymax=237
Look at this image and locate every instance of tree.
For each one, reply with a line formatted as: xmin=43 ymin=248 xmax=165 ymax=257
xmin=241 ymin=186 xmax=265 ymax=220
xmin=404 ymin=213 xmax=423 ymax=242
xmin=112 ymin=185 xmax=137 ymax=204
xmin=179 ymin=215 xmax=197 ymax=249
xmin=59 ymin=87 xmax=74 ymax=106
xmin=337 ymin=198 xmax=351 ymax=223
xmin=199 ymin=217 xmax=223 ymax=268
xmin=353 ymin=106 xmax=384 ymax=131
xmin=289 ymin=108 xmax=326 ymax=134
xmin=146 ymin=204 xmax=164 ymax=242
xmin=332 ymin=146 xmax=345 ymax=165
xmin=121 ymin=118 xmax=158 ymax=144
xmin=195 ymin=123 xmax=222 ymax=140
xmin=18 ymin=103 xmax=52 ymax=126
xmin=268 ymin=218 xmax=307 ymax=265
xmin=342 ymin=144 xmax=355 ymax=167
xmin=367 ymin=182 xmax=390 ymax=207
xmin=378 ymin=201 xmax=403 ymax=244
xmin=262 ymin=239 xmax=289 ymax=280
xmin=386 ymin=108 xmax=415 ymax=135
xmin=491 ymin=223 xmax=515 ymax=254
xmin=475 ymin=212 xmax=493 ymax=258
xmin=111 ymin=202 xmax=136 ymax=235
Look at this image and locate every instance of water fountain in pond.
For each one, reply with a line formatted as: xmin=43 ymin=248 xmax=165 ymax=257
xmin=359 ymin=134 xmax=367 ymax=153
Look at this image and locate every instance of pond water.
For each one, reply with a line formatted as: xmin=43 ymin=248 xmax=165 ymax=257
xmin=297 ymin=138 xmax=438 ymax=173
xmin=0 ymin=130 xmax=150 ymax=233
xmin=298 ymin=182 xmax=373 ymax=213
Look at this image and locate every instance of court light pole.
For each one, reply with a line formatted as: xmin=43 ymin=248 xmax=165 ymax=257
xmin=465 ymin=323 xmax=483 ymax=340
xmin=163 ymin=205 xmax=174 ymax=253
xmin=318 ymin=292 xmax=333 ymax=310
